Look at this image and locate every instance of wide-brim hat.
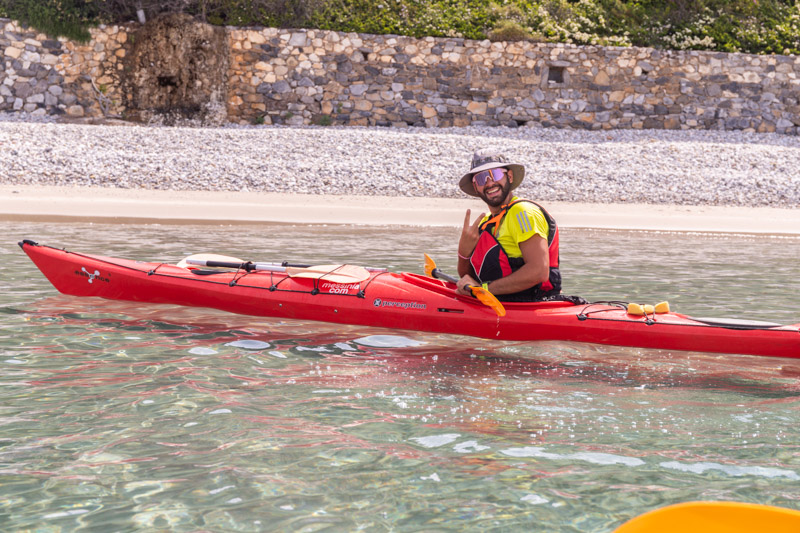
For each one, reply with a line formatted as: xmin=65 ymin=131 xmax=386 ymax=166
xmin=459 ymin=150 xmax=525 ymax=197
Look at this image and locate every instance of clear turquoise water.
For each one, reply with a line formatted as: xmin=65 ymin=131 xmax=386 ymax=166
xmin=3 ymin=222 xmax=800 ymax=532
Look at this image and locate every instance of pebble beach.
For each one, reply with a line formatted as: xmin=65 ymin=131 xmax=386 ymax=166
xmin=2 ymin=113 xmax=799 ymax=209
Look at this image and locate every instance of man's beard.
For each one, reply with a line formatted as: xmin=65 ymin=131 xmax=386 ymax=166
xmin=480 ymin=179 xmax=512 ymax=207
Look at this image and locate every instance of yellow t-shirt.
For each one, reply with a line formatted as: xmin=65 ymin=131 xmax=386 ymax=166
xmin=479 ymin=197 xmax=549 ymax=258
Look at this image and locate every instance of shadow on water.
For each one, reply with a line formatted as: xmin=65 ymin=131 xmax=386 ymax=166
xmin=4 ymin=221 xmax=800 ymax=531
xmin=19 ymin=296 xmax=800 ymax=401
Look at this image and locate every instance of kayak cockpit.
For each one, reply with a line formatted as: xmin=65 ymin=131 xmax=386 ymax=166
xmin=399 ymin=272 xmax=577 ymax=310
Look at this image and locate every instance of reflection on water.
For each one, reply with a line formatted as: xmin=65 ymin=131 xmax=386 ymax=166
xmin=2 ymin=222 xmax=800 ymax=531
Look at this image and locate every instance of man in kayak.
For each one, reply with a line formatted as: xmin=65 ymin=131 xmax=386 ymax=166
xmin=456 ymin=150 xmax=561 ymax=302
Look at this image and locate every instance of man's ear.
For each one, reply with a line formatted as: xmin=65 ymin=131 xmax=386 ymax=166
xmin=507 ymin=169 xmax=514 ymax=184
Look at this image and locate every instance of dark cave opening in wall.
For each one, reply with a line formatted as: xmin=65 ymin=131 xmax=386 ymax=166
xmin=124 ymin=13 xmax=229 ymax=124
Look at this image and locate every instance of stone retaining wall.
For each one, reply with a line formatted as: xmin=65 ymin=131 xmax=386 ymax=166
xmin=0 ymin=19 xmax=127 ymax=119
xmin=2 ymin=17 xmax=799 ymax=134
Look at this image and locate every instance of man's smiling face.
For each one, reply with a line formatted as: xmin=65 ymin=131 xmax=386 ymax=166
xmin=475 ymin=168 xmax=514 ymax=207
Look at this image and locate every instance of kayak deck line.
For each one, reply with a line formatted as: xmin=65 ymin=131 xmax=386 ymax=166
xmin=18 ymin=239 xmax=800 ymax=359
xmin=147 ymin=257 xmax=393 ymax=299
xmin=685 ymin=316 xmax=787 ymax=330
xmin=25 ymin=240 xmax=388 ymax=300
xmin=576 ymin=303 xmax=800 ymax=333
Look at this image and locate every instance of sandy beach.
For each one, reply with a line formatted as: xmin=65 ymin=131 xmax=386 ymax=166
xmin=3 ymin=184 xmax=800 ymax=234
xmin=2 ymin=118 xmax=799 ymax=234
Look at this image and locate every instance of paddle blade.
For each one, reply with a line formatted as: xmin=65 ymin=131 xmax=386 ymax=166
xmin=614 ymin=501 xmax=800 ymax=533
xmin=424 ymin=254 xmax=458 ymax=283
xmin=177 ymin=253 xmax=245 ymax=268
xmin=286 ymin=264 xmax=371 ymax=283
xmin=425 ymin=254 xmax=504 ymax=315
xmin=470 ymin=286 xmax=506 ymax=317
xmin=423 ymin=253 xmax=436 ymax=278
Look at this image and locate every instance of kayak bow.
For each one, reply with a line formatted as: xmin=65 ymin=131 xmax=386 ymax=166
xmin=18 ymin=240 xmax=800 ymax=359
xmin=614 ymin=501 xmax=800 ymax=533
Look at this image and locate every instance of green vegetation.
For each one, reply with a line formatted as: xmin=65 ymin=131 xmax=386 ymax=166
xmin=488 ymin=19 xmax=537 ymax=42
xmin=1 ymin=0 xmax=798 ymax=55
xmin=0 ymin=0 xmax=98 ymax=42
xmin=307 ymin=0 xmax=493 ymax=40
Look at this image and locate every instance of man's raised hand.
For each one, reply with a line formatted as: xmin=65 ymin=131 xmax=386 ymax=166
xmin=458 ymin=209 xmax=484 ymax=259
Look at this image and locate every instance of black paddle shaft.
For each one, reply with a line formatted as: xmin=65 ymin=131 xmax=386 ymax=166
xmin=281 ymin=261 xmax=311 ymax=268
xmin=432 ymin=268 xmax=458 ymax=284
xmin=203 ymin=260 xmax=257 ymax=271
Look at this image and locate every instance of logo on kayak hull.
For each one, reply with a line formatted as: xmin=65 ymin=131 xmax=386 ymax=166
xmin=372 ymin=298 xmax=426 ymax=310
xmin=75 ymin=267 xmax=110 ymax=284
xmin=321 ymin=282 xmax=360 ymax=295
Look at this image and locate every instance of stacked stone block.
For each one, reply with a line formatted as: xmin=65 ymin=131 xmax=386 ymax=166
xmin=0 ymin=19 xmax=127 ymax=118
xmin=226 ymin=29 xmax=800 ymax=134
xmin=2 ymin=17 xmax=799 ymax=134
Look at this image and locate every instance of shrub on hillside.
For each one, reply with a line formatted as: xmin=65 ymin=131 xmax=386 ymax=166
xmin=488 ymin=19 xmax=536 ymax=41
xmin=0 ymin=0 xmax=96 ymax=42
xmin=1 ymin=0 xmax=798 ymax=55
xmin=307 ymin=0 xmax=492 ymax=39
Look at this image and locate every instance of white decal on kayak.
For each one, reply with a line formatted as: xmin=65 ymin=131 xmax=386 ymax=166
xmin=372 ymin=298 xmax=426 ymax=310
xmin=321 ymin=282 xmax=360 ymax=294
xmin=321 ymin=282 xmax=360 ymax=290
xmin=82 ymin=267 xmax=100 ymax=283
xmin=75 ymin=267 xmax=110 ymax=284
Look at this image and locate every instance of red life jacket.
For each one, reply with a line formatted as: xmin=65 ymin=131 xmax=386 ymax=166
xmin=469 ymin=199 xmax=561 ymax=302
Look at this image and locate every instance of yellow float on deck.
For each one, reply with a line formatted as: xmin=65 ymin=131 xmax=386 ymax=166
xmin=626 ymin=301 xmax=670 ymax=316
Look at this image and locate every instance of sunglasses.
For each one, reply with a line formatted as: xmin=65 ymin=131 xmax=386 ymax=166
xmin=472 ymin=168 xmax=507 ymax=187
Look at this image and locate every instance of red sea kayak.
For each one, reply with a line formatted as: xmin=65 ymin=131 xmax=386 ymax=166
xmin=19 ymin=240 xmax=800 ymax=359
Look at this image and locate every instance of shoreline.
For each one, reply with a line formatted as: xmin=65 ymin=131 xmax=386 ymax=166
xmin=3 ymin=185 xmax=800 ymax=235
